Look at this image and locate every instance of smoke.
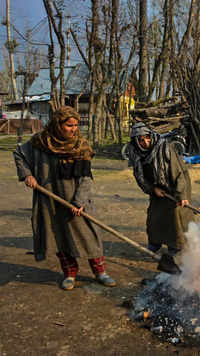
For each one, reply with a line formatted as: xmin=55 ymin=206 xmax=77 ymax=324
xmin=173 ymin=222 xmax=200 ymax=294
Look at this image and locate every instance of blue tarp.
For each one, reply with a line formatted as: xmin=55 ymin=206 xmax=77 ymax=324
xmin=183 ymin=155 xmax=200 ymax=164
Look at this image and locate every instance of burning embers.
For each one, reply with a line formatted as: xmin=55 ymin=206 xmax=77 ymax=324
xmin=129 ymin=273 xmax=200 ymax=345
xmin=129 ymin=222 xmax=200 ymax=345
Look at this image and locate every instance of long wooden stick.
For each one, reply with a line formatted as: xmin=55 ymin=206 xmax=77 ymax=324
xmin=36 ymin=184 xmax=160 ymax=261
xmin=164 ymin=193 xmax=200 ymax=214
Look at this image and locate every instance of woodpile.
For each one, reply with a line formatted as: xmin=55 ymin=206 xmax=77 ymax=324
xmin=130 ymin=60 xmax=200 ymax=155
xmin=175 ymin=60 xmax=200 ymax=154
xmin=130 ymin=100 xmax=196 ymax=154
xmin=131 ymin=99 xmax=189 ymax=134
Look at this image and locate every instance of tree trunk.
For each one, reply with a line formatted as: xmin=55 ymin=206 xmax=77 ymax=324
xmin=138 ymin=0 xmax=148 ymax=101
xmin=159 ymin=0 xmax=172 ymax=98
xmin=193 ymin=1 xmax=200 ymax=64
xmin=43 ymin=0 xmax=66 ymax=109
xmin=148 ymin=0 xmax=171 ymax=101
xmin=178 ymin=0 xmax=197 ymax=62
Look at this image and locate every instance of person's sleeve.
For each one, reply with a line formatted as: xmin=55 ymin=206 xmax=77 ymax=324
xmin=13 ymin=142 xmax=34 ymax=181
xmin=72 ymin=176 xmax=93 ymax=209
xmin=169 ymin=144 xmax=190 ymax=201
xmin=133 ymin=167 xmax=154 ymax=195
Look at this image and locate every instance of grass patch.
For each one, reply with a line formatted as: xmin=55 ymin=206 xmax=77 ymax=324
xmin=93 ymin=134 xmax=131 ymax=159
xmin=94 ymin=143 xmax=122 ymax=159
xmin=0 ymin=134 xmax=126 ymax=159
xmin=0 ymin=135 xmax=31 ymax=151
xmin=0 ymin=135 xmax=30 ymax=144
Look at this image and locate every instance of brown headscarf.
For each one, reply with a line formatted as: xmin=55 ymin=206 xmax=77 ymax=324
xmin=31 ymin=106 xmax=94 ymax=161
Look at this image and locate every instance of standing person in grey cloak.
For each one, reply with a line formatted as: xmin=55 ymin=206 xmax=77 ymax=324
xmin=14 ymin=106 xmax=116 ymax=290
xmin=128 ymin=122 xmax=195 ymax=256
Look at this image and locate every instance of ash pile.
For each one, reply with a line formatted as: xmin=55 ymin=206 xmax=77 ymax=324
xmin=129 ymin=273 xmax=200 ymax=345
xmin=129 ymin=222 xmax=200 ymax=345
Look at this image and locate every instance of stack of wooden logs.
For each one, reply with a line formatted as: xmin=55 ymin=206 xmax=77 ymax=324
xmin=129 ymin=58 xmax=200 ymax=155
xmin=131 ymin=99 xmax=190 ymax=135
xmin=130 ymin=93 xmax=199 ymax=155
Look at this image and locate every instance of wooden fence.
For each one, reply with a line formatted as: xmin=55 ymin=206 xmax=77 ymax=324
xmin=0 ymin=119 xmax=43 ymax=135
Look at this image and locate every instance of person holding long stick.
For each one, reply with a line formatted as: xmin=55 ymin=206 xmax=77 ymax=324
xmin=128 ymin=122 xmax=195 ymax=257
xmin=13 ymin=106 xmax=116 ymax=290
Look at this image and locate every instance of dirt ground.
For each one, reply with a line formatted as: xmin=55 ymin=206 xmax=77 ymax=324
xmin=1 ymin=150 xmax=200 ymax=356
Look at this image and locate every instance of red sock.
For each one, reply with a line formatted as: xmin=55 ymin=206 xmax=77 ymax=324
xmin=88 ymin=256 xmax=105 ymax=275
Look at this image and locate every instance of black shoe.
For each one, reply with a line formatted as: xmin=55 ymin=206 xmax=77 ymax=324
xmin=148 ymin=243 xmax=161 ymax=253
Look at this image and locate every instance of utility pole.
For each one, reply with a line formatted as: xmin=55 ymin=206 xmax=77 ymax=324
xmin=5 ymin=0 xmax=18 ymax=101
xmin=15 ymin=71 xmax=28 ymax=143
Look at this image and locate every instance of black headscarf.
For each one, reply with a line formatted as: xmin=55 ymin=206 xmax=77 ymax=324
xmin=128 ymin=123 xmax=171 ymax=195
xmin=130 ymin=122 xmax=160 ymax=158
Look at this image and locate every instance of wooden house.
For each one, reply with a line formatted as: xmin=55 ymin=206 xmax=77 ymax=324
xmin=0 ymin=99 xmax=43 ymax=135
xmin=26 ymin=64 xmax=90 ymax=128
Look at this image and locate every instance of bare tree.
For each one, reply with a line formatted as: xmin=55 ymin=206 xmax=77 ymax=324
xmin=138 ymin=0 xmax=148 ymax=101
xmin=71 ymin=0 xmax=137 ymax=145
xmin=43 ymin=0 xmax=66 ymax=109
xmin=174 ymin=57 xmax=200 ymax=153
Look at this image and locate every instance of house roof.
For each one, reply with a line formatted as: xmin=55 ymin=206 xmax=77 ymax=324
xmin=27 ymin=66 xmax=74 ymax=96
xmin=65 ymin=63 xmax=90 ymax=95
xmin=26 ymin=63 xmax=133 ymax=101
xmin=26 ymin=64 xmax=90 ymax=99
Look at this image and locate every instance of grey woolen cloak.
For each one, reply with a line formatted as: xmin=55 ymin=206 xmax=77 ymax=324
xmin=146 ymin=145 xmax=195 ymax=249
xmin=13 ymin=141 xmax=103 ymax=261
xmin=129 ymin=129 xmax=195 ymax=250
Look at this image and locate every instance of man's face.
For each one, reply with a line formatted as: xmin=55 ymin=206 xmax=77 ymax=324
xmin=138 ymin=134 xmax=151 ymax=149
